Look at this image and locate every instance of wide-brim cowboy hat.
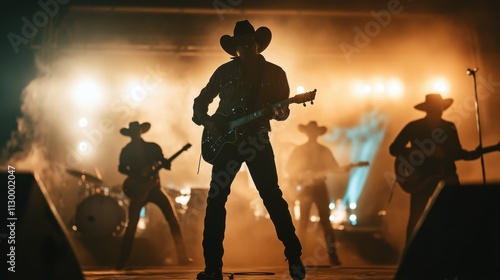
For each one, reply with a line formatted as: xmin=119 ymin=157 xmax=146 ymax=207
xmin=120 ymin=121 xmax=151 ymax=136
xmin=220 ymin=20 xmax=272 ymax=56
xmin=414 ymin=93 xmax=453 ymax=111
xmin=298 ymin=121 xmax=327 ymax=136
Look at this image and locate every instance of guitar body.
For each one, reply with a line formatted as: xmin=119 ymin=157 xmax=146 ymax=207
xmin=394 ymin=142 xmax=500 ymax=193
xmin=201 ymin=107 xmax=247 ymax=164
xmin=200 ymin=90 xmax=317 ymax=164
xmin=123 ymin=175 xmax=159 ymax=200
xmin=394 ymin=150 xmax=442 ymax=194
xmin=122 ymin=143 xmax=192 ymax=200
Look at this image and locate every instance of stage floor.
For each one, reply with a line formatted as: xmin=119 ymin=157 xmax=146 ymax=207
xmin=83 ymin=265 xmax=397 ymax=280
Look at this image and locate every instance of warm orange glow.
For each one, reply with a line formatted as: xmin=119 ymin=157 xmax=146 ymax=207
xmin=386 ymin=79 xmax=404 ymax=99
xmin=5 ymin=12 xmax=497 ymax=267
xmin=428 ymin=77 xmax=450 ymax=95
xmin=351 ymin=78 xmax=403 ymax=99
xmin=72 ymin=77 xmax=103 ymax=107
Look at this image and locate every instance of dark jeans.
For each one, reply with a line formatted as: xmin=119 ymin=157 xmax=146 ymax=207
xmin=118 ymin=186 xmax=189 ymax=266
xmin=298 ymin=182 xmax=338 ymax=258
xmin=202 ymin=130 xmax=302 ymax=271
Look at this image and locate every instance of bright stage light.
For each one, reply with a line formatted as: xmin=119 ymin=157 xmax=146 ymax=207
xmin=175 ymin=186 xmax=192 ymax=206
xmin=430 ymin=78 xmax=449 ymax=94
xmin=72 ymin=77 xmax=103 ymax=107
xmin=329 ymin=202 xmax=335 ymax=210
xmin=349 ymin=214 xmax=357 ymax=222
xmin=352 ymin=78 xmax=403 ymax=99
xmin=310 ymin=215 xmax=319 ymax=222
xmin=138 ymin=207 xmax=147 ymax=230
xmin=363 ymin=84 xmax=372 ymax=94
xmin=78 ymin=141 xmax=89 ymax=153
xmin=175 ymin=194 xmax=191 ymax=206
xmin=349 ymin=202 xmax=357 ymax=210
xmin=375 ymin=83 xmax=385 ymax=93
xmin=349 ymin=214 xmax=357 ymax=225
xmin=78 ymin=117 xmax=88 ymax=128
xmin=296 ymin=85 xmax=305 ymax=94
xmin=387 ymin=79 xmax=403 ymax=98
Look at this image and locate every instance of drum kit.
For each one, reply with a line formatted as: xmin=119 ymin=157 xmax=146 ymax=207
xmin=66 ymin=168 xmax=127 ymax=238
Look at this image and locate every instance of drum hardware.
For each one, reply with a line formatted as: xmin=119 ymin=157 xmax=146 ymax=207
xmin=72 ymin=194 xmax=126 ymax=238
xmin=66 ymin=168 xmax=103 ymax=184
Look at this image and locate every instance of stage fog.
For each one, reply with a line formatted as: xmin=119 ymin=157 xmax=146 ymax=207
xmin=2 ymin=6 xmax=499 ymax=267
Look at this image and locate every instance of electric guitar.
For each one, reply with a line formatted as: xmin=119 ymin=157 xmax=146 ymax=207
xmin=293 ymin=161 xmax=370 ymax=187
xmin=394 ymin=142 xmax=500 ymax=194
xmin=201 ymin=90 xmax=316 ymax=164
xmin=123 ymin=143 xmax=191 ymax=200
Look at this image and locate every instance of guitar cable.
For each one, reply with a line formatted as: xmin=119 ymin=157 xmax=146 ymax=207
xmin=197 ymin=152 xmax=202 ymax=174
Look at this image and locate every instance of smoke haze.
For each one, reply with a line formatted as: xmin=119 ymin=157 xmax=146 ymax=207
xmin=2 ymin=6 xmax=499 ymax=266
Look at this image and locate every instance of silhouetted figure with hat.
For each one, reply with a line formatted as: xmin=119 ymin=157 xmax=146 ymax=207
xmin=116 ymin=121 xmax=192 ymax=269
xmin=286 ymin=121 xmax=347 ymax=266
xmin=389 ymin=94 xmax=481 ymax=243
xmin=192 ymin=20 xmax=305 ymax=280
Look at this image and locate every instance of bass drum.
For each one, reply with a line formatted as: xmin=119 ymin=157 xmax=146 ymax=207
xmin=74 ymin=195 xmax=126 ymax=237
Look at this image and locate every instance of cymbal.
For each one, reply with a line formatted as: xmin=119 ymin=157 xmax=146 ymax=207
xmin=66 ymin=168 xmax=103 ymax=183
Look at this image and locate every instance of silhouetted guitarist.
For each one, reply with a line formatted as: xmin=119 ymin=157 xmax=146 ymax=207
xmin=389 ymin=94 xmax=483 ymax=244
xmin=286 ymin=121 xmax=369 ymax=266
xmin=116 ymin=121 xmax=192 ymax=269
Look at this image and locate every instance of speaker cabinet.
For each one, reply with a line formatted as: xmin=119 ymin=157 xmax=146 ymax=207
xmin=1 ymin=171 xmax=83 ymax=280
xmin=395 ymin=184 xmax=500 ymax=280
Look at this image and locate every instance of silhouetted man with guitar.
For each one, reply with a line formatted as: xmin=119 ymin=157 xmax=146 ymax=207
xmin=192 ymin=20 xmax=310 ymax=280
xmin=389 ymin=94 xmax=499 ymax=244
xmin=286 ymin=121 xmax=369 ymax=266
xmin=116 ymin=121 xmax=192 ymax=269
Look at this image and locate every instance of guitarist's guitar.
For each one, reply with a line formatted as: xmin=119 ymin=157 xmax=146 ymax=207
xmin=123 ymin=143 xmax=192 ymax=200
xmin=294 ymin=161 xmax=370 ymax=187
xmin=394 ymin=142 xmax=500 ymax=194
xmin=201 ymin=89 xmax=317 ymax=164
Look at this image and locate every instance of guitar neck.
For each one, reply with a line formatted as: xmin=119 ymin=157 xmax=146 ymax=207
xmin=167 ymin=151 xmax=184 ymax=162
xmin=165 ymin=144 xmax=191 ymax=163
xmin=481 ymin=143 xmax=500 ymax=155
xmin=229 ymin=99 xmax=292 ymax=130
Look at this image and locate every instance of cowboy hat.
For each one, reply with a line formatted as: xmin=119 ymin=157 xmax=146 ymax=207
xmin=298 ymin=121 xmax=327 ymax=137
xmin=220 ymin=20 xmax=272 ymax=56
xmin=120 ymin=121 xmax=151 ymax=136
xmin=414 ymin=93 xmax=453 ymax=111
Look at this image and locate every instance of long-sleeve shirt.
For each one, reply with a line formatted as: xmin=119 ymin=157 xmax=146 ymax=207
xmin=389 ymin=117 xmax=476 ymax=177
xmin=118 ymin=138 xmax=165 ymax=179
xmin=192 ymin=55 xmax=290 ymax=132
xmin=287 ymin=141 xmax=340 ymax=186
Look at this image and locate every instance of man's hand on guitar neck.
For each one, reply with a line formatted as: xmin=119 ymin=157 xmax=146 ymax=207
xmin=272 ymin=107 xmax=289 ymax=121
xmin=263 ymin=106 xmax=289 ymax=121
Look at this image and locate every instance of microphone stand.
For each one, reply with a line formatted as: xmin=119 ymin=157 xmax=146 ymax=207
xmin=467 ymin=67 xmax=486 ymax=185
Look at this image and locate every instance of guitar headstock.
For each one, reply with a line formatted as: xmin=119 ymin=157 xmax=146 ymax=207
xmin=290 ymin=89 xmax=316 ymax=107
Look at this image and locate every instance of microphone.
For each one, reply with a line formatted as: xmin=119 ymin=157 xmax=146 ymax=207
xmin=466 ymin=67 xmax=478 ymax=75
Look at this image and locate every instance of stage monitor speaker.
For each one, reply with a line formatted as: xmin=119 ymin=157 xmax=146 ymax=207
xmin=395 ymin=183 xmax=500 ymax=280
xmin=1 ymin=171 xmax=83 ymax=280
